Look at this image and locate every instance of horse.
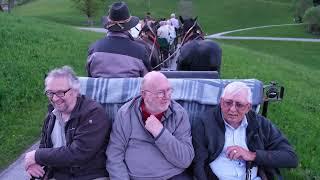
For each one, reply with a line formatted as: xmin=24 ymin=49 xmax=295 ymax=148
xmin=136 ymin=20 xmax=162 ymax=70
xmin=176 ymin=16 xmax=222 ymax=74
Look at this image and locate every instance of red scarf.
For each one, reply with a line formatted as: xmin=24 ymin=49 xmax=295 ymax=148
xmin=141 ymin=100 xmax=164 ymax=123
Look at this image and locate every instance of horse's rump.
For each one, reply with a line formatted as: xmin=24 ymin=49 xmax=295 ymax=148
xmin=177 ymin=39 xmax=222 ymax=72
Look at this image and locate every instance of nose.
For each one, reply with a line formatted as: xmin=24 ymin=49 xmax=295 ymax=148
xmin=229 ymin=103 xmax=237 ymax=111
xmin=51 ymin=94 xmax=60 ymax=102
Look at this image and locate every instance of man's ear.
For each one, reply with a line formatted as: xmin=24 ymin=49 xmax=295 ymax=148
xmin=141 ymin=90 xmax=146 ymax=98
xmin=246 ymin=103 xmax=252 ymax=113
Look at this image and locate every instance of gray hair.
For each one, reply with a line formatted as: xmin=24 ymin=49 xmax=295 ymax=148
xmin=221 ymin=81 xmax=252 ymax=104
xmin=171 ymin=13 xmax=175 ymax=18
xmin=45 ymin=66 xmax=80 ymax=92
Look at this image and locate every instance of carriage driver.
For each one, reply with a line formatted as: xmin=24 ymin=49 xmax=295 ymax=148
xmin=87 ymin=1 xmax=151 ymax=78
xmin=192 ymin=81 xmax=298 ymax=180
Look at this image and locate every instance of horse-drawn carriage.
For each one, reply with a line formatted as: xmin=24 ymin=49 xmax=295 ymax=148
xmin=134 ymin=16 xmax=283 ymax=117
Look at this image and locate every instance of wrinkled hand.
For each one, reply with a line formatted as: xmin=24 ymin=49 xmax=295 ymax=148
xmin=145 ymin=115 xmax=164 ymax=137
xmin=226 ymin=145 xmax=256 ymax=161
xmin=26 ymin=164 xmax=45 ymax=178
xmin=24 ymin=150 xmax=36 ymax=170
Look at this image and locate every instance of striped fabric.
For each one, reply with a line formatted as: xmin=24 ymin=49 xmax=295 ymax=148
xmin=78 ymin=77 xmax=263 ymax=124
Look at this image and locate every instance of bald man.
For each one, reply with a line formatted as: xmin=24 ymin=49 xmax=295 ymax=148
xmin=106 ymin=71 xmax=194 ymax=180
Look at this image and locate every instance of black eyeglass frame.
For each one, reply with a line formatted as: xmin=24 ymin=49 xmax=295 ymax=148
xmin=143 ymin=88 xmax=174 ymax=98
xmin=45 ymin=88 xmax=72 ymax=99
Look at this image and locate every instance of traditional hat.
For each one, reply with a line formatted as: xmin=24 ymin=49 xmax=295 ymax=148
xmin=105 ymin=2 xmax=139 ymax=31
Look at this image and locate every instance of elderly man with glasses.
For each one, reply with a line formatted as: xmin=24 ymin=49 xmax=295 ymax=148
xmin=106 ymin=71 xmax=194 ymax=180
xmin=192 ymin=81 xmax=298 ymax=180
xmin=24 ymin=66 xmax=111 ymax=180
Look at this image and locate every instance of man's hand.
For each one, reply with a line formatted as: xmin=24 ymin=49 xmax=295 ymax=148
xmin=226 ymin=145 xmax=256 ymax=161
xmin=26 ymin=164 xmax=45 ymax=178
xmin=24 ymin=150 xmax=36 ymax=170
xmin=145 ymin=115 xmax=164 ymax=137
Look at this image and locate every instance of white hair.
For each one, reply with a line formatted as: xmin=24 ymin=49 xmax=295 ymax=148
xmin=171 ymin=13 xmax=175 ymax=18
xmin=221 ymin=81 xmax=252 ymax=104
xmin=45 ymin=66 xmax=80 ymax=92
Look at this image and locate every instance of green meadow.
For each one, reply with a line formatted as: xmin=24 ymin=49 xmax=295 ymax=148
xmin=227 ymin=24 xmax=320 ymax=38
xmin=0 ymin=0 xmax=319 ymax=178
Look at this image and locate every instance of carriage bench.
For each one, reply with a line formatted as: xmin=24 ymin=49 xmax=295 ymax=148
xmin=79 ymin=77 xmax=263 ymax=125
xmin=160 ymin=71 xmax=220 ymax=79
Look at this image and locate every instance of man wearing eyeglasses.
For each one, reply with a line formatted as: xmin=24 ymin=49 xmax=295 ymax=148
xmin=192 ymin=81 xmax=298 ymax=180
xmin=24 ymin=66 xmax=111 ymax=180
xmin=106 ymin=71 xmax=194 ymax=180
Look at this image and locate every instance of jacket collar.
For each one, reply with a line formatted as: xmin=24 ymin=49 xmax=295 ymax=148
xmin=68 ymin=95 xmax=85 ymax=120
xmin=135 ymin=95 xmax=174 ymax=122
xmin=107 ymin=31 xmax=134 ymax=40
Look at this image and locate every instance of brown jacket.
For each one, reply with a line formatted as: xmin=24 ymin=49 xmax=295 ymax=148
xmin=36 ymin=95 xmax=111 ymax=180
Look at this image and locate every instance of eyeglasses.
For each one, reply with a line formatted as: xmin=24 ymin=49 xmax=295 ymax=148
xmin=143 ymin=88 xmax=174 ymax=98
xmin=45 ymin=88 xmax=71 ymax=99
xmin=221 ymin=99 xmax=249 ymax=111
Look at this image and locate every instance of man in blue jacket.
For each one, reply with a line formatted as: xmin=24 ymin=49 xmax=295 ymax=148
xmin=192 ymin=81 xmax=298 ymax=180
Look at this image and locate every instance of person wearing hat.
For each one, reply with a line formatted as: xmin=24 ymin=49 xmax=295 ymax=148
xmin=167 ymin=13 xmax=180 ymax=30
xmin=86 ymin=1 xmax=151 ymax=78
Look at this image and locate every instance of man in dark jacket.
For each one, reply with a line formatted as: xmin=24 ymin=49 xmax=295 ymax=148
xmin=192 ymin=81 xmax=298 ymax=180
xmin=24 ymin=66 xmax=111 ymax=180
xmin=87 ymin=2 xmax=151 ymax=78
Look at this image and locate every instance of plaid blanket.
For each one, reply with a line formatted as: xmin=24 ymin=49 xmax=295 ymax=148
xmin=79 ymin=77 xmax=263 ymax=123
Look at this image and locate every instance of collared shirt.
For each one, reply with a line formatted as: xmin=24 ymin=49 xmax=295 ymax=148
xmin=209 ymin=117 xmax=260 ymax=180
xmin=51 ymin=109 xmax=67 ymax=148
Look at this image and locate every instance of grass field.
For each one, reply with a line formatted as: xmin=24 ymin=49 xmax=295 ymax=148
xmin=13 ymin=0 xmax=181 ymax=26
xmin=1 ymin=0 xmax=320 ymax=178
xmin=0 ymin=13 xmax=103 ymax=169
xmin=227 ymin=24 xmax=320 ymax=38
xmin=193 ymin=0 xmax=292 ymax=34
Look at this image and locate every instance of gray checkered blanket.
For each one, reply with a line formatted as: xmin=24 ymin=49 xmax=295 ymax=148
xmin=79 ymin=77 xmax=263 ymax=124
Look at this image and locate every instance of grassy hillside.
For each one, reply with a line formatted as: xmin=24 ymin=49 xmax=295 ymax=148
xmin=194 ymin=0 xmax=292 ymax=34
xmin=13 ymin=0 xmax=181 ymax=26
xmin=0 ymin=13 xmax=103 ymax=170
xmin=228 ymin=24 xmax=320 ymax=38
xmin=13 ymin=0 xmax=293 ymax=32
xmin=13 ymin=0 xmax=103 ymax=26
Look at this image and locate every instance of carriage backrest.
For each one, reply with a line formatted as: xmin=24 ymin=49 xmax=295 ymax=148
xmin=79 ymin=77 xmax=263 ymax=125
xmin=160 ymin=71 xmax=220 ymax=79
